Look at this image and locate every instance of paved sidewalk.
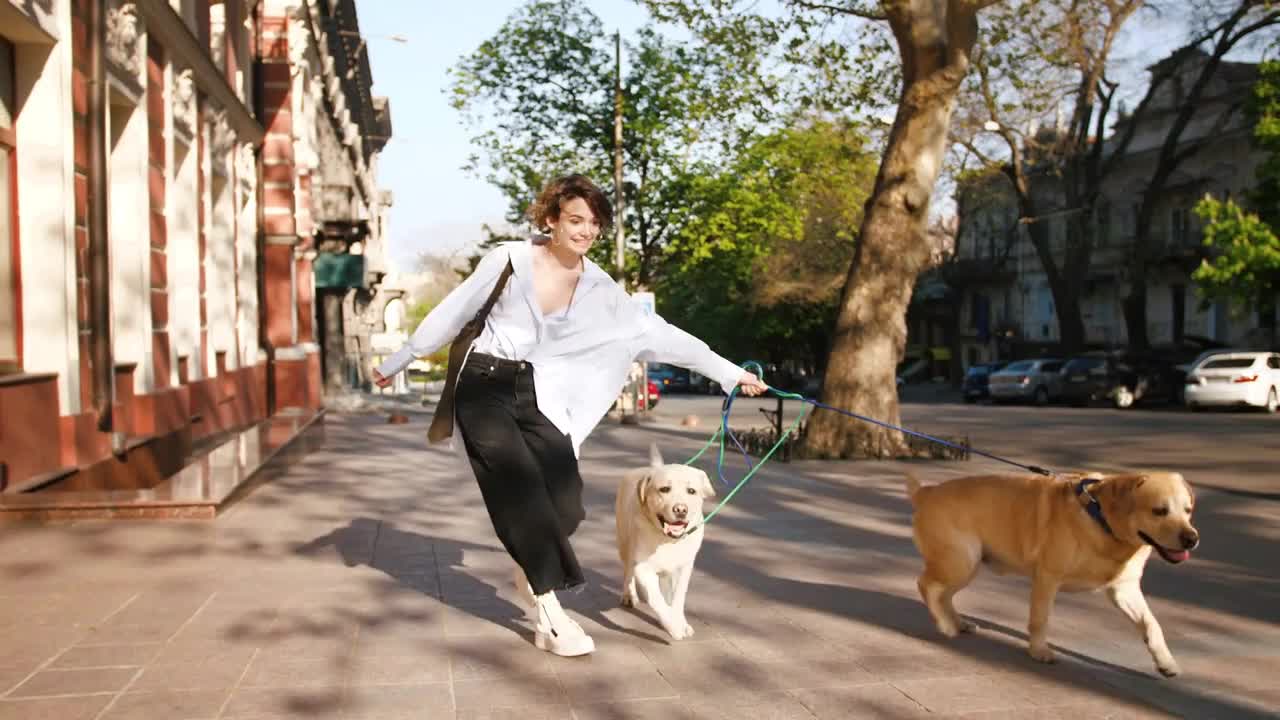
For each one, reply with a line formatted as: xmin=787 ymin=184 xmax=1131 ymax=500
xmin=1 ymin=404 xmax=1277 ymax=719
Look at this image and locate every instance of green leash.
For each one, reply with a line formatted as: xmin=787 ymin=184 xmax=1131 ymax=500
xmin=682 ymin=363 xmax=810 ymax=525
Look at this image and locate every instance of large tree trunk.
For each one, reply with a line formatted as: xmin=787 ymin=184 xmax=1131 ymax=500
xmin=804 ymin=0 xmax=985 ymax=459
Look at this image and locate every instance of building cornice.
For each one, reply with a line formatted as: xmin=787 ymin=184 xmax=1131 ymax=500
xmin=136 ymin=0 xmax=264 ymax=145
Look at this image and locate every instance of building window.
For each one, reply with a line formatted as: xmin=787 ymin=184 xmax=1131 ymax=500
xmin=1095 ymin=199 xmax=1110 ymax=248
xmin=0 ymin=37 xmax=19 ymax=374
xmin=1171 ymin=207 xmax=1191 ymax=247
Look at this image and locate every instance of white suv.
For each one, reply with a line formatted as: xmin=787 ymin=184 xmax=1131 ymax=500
xmin=1183 ymin=352 xmax=1280 ymax=413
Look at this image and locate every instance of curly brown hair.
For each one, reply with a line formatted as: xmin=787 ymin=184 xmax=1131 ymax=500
xmin=526 ymin=174 xmax=613 ymax=231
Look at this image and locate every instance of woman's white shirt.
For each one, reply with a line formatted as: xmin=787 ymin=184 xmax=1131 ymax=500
xmin=376 ymin=239 xmax=743 ymax=455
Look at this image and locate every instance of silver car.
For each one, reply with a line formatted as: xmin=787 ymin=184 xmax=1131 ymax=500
xmin=988 ymin=358 xmax=1065 ymax=405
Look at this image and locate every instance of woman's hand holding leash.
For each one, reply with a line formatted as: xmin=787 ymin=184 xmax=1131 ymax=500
xmin=736 ymin=371 xmax=768 ymax=397
xmin=372 ymin=369 xmax=393 ymax=388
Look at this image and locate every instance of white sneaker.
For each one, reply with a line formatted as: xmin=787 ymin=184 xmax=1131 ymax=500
xmin=533 ymin=591 xmax=594 ymax=657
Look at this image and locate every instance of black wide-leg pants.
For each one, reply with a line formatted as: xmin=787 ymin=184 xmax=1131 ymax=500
xmin=453 ymin=352 xmax=586 ymax=595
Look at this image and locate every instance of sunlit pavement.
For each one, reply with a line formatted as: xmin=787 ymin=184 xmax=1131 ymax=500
xmin=1 ymin=391 xmax=1276 ymax=719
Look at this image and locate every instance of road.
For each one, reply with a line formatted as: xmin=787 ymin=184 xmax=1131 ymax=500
xmin=645 ymin=389 xmax=1280 ymax=497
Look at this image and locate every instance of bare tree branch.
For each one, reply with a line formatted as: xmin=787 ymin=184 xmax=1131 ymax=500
xmin=786 ymin=0 xmax=889 ymax=21
xmin=956 ymin=137 xmax=1000 ymax=167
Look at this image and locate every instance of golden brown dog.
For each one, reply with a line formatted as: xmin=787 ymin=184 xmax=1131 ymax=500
xmin=906 ymin=471 xmax=1198 ymax=677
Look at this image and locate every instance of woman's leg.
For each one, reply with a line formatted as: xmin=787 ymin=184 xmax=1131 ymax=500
xmin=519 ymin=414 xmax=586 ymax=538
xmin=454 ymin=370 xmax=583 ymax=596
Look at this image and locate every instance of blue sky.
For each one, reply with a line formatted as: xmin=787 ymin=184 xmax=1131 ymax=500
xmin=361 ymin=1 xmax=652 ymax=274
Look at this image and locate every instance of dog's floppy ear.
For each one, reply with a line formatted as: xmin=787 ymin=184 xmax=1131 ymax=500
xmin=1106 ymin=473 xmax=1148 ymax=504
xmin=637 ymin=470 xmax=654 ymax=506
xmin=649 ymin=443 xmax=664 ymax=469
xmin=697 ymin=470 xmax=716 ymax=498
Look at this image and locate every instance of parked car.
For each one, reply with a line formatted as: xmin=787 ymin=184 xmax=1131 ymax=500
xmin=1058 ymin=352 xmax=1181 ymax=409
xmin=961 ymin=362 xmax=1009 ymax=403
xmin=987 ymin=358 xmax=1065 ymax=405
xmin=1183 ymin=352 xmax=1280 ymax=413
xmin=647 ymin=363 xmax=693 ymax=393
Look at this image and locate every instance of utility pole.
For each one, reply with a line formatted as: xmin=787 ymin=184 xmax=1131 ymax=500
xmin=613 ymin=30 xmax=625 ymax=286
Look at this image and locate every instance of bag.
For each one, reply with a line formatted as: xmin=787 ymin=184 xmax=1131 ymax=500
xmin=427 ymin=259 xmax=515 ymax=443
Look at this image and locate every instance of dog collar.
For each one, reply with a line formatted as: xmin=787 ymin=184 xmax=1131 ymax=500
xmin=1075 ymin=478 xmax=1114 ymax=537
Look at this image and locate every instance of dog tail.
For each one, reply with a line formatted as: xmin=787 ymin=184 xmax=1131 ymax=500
xmin=904 ymin=473 xmax=923 ymax=504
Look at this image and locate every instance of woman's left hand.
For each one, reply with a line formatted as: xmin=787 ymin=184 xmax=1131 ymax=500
xmin=736 ymin=371 xmax=769 ymax=397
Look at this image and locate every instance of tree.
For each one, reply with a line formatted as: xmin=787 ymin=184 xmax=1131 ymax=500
xmin=657 ymin=120 xmax=879 ymax=370
xmin=648 ymin=0 xmax=1002 ymax=458
xmin=1192 ymin=198 xmax=1280 ymax=312
xmin=952 ymin=0 xmax=1144 ymax=354
xmin=1193 ymin=59 xmax=1280 ymax=321
xmin=1122 ymin=1 xmax=1280 ymax=348
xmin=449 ymin=0 xmax=771 ymax=287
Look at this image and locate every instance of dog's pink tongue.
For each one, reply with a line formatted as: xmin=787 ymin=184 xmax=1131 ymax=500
xmin=1169 ymin=549 xmax=1190 ymax=562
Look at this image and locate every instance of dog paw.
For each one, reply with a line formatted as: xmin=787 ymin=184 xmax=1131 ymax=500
xmin=619 ymin=593 xmax=636 ymax=608
xmin=662 ymin=618 xmax=695 ymax=640
xmin=1028 ymin=644 xmax=1056 ymax=664
xmin=667 ymin=623 xmax=695 ymax=640
xmin=1157 ymin=660 xmax=1181 ymax=678
xmin=957 ymin=619 xmax=977 ymax=634
xmin=935 ymin=620 xmax=961 ymax=638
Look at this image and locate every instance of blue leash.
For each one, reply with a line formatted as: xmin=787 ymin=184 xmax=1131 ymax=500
xmin=710 ymin=361 xmax=1054 ymax=481
xmin=792 ymin=395 xmax=1054 ymax=476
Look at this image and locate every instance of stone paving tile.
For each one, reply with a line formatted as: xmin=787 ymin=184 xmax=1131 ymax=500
xmin=944 ymin=702 xmax=1178 ymax=719
xmin=6 ymin=666 xmax=139 ymax=698
xmin=220 ymin=686 xmax=345 ymax=719
xmin=0 ymin=695 xmax=115 ymax=720
xmin=891 ymin=674 xmax=1038 ymax=715
xmin=50 ymin=642 xmax=163 ymax=669
xmin=449 ymin=639 xmax=558 ymax=681
xmin=453 ymin=672 xmax=568 ymax=711
xmin=570 ymin=698 xmax=703 ymax=720
xmin=342 ymin=682 xmax=454 ymax=719
xmin=130 ymin=650 xmax=257 ymax=692
xmin=558 ymin=665 xmax=680 ymax=706
xmin=790 ymin=682 xmax=931 ymax=719
xmin=97 ymin=689 xmax=229 ymax=720
xmin=240 ymin=656 xmax=346 ymax=689
xmin=454 ymin=705 xmax=574 ymax=720
xmin=346 ymin=652 xmax=451 ymax=685
xmin=695 ymin=693 xmax=827 ymax=720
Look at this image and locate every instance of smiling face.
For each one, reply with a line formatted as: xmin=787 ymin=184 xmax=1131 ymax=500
xmin=546 ymin=197 xmax=602 ymax=259
xmin=1105 ymin=472 xmax=1199 ymax=564
xmin=638 ymin=464 xmax=715 ymax=539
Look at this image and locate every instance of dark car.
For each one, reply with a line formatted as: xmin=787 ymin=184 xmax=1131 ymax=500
xmin=647 ymin=363 xmax=693 ymax=393
xmin=961 ymin=362 xmax=1009 ymax=403
xmin=1059 ymin=352 xmax=1180 ymax=409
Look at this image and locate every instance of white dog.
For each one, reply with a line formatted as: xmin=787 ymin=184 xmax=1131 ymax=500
xmin=615 ymin=444 xmax=715 ymax=640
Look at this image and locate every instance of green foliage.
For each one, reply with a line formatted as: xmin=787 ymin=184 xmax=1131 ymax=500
xmin=402 ymin=299 xmax=453 ymax=372
xmin=1192 ymin=60 xmax=1280 ymax=309
xmin=449 ymin=0 xmax=773 ymax=286
xmin=1193 ymin=197 xmax=1280 ymax=307
xmin=656 ymin=120 xmax=878 ymax=368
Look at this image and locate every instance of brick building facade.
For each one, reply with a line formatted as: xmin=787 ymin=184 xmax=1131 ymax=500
xmin=0 ymin=0 xmax=390 ymax=496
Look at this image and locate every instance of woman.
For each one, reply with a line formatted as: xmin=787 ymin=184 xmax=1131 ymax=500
xmin=373 ymin=174 xmax=767 ymax=656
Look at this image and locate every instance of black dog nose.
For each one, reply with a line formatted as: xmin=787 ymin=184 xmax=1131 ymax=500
xmin=1181 ymin=530 xmax=1199 ymax=549
xmin=673 ymin=504 xmax=688 ymax=518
